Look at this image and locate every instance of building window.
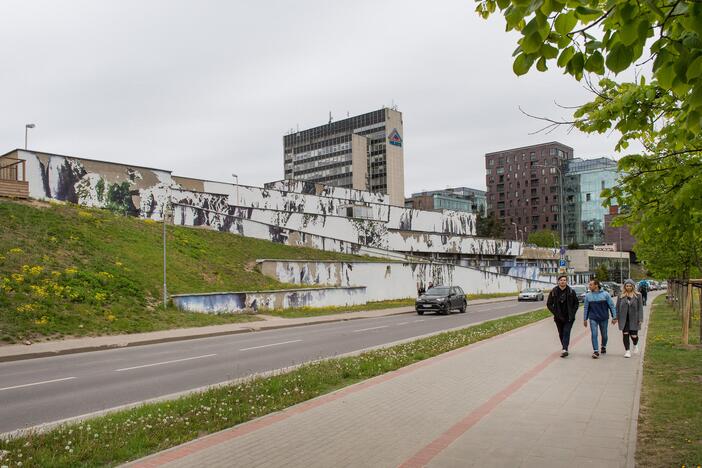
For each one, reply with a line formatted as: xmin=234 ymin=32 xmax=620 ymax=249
xmin=586 ymin=193 xmax=591 ymax=201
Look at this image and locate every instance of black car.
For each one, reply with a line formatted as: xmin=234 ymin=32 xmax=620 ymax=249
xmin=415 ymin=286 xmax=467 ymax=315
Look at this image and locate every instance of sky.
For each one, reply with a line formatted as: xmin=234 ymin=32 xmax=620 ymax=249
xmin=1 ymin=0 xmax=639 ymax=195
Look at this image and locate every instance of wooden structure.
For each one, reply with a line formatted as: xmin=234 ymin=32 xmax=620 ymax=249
xmin=0 ymin=155 xmax=28 ymax=199
xmin=667 ymin=279 xmax=702 ymax=344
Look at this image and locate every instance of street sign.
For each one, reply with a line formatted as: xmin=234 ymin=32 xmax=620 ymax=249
xmin=560 ymin=247 xmax=566 ymax=255
xmin=559 ymin=259 xmax=567 ymax=267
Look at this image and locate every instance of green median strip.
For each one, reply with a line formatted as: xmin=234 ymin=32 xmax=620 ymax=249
xmin=636 ymin=295 xmax=702 ymax=467
xmin=0 ymin=308 xmax=549 ymax=468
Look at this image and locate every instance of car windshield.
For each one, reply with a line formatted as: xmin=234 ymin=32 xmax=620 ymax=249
xmin=522 ymin=288 xmax=539 ymax=293
xmin=572 ymin=286 xmax=587 ymax=294
xmin=426 ymin=287 xmax=450 ymax=295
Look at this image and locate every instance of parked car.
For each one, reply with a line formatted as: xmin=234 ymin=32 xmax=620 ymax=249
xmin=518 ymin=288 xmax=544 ymax=302
xmin=660 ymin=281 xmax=668 ymax=289
xmin=415 ymin=286 xmax=467 ymax=315
xmin=602 ymin=281 xmax=621 ymax=297
xmin=571 ymin=285 xmax=588 ymax=303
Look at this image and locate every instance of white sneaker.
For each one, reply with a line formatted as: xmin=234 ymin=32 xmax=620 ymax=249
xmin=633 ymin=345 xmax=640 ymax=354
xmin=624 ymin=350 xmax=632 ymax=358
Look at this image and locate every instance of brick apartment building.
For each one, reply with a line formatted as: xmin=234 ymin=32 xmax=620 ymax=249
xmin=485 ymin=142 xmax=574 ymax=241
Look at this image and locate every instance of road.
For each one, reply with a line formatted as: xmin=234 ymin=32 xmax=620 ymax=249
xmin=0 ymin=299 xmax=547 ymax=434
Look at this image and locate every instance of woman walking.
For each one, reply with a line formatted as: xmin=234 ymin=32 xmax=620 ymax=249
xmin=613 ymin=279 xmax=644 ymax=358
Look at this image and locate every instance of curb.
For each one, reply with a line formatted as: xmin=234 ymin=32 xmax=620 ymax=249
xmin=0 ymin=297 xmax=518 ymax=363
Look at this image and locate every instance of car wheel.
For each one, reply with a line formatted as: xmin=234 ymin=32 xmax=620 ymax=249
xmin=460 ymin=301 xmax=467 ymax=313
xmin=417 ymin=310 xmax=424 ymax=315
xmin=443 ymin=305 xmax=451 ymax=315
xmin=518 ymin=298 xmax=522 ymax=302
xmin=539 ymin=294 xmax=544 ymax=301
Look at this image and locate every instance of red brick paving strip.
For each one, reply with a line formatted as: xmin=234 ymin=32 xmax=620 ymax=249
xmin=398 ymin=330 xmax=587 ymax=468
xmin=129 ymin=320 xmax=546 ymax=467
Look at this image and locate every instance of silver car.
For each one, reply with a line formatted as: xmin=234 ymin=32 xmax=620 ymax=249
xmin=518 ymin=288 xmax=544 ymax=302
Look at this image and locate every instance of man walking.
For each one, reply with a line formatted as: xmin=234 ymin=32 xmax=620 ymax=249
xmin=583 ymin=279 xmax=617 ymax=359
xmin=547 ymin=275 xmax=580 ymax=357
xmin=638 ymin=279 xmax=649 ymax=305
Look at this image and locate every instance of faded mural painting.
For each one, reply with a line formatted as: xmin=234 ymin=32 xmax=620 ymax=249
xmin=8 ymin=149 xmax=546 ymax=311
xmin=259 ymin=260 xmax=553 ymax=302
xmin=171 ymin=286 xmax=366 ymax=313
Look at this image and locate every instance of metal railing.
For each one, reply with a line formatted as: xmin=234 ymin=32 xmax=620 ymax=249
xmin=0 ymin=159 xmax=26 ymax=182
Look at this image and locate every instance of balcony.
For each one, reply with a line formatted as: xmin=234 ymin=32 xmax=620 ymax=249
xmin=0 ymin=158 xmax=28 ymax=199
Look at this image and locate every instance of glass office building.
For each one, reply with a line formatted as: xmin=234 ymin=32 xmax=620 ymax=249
xmin=564 ymin=157 xmax=619 ymax=246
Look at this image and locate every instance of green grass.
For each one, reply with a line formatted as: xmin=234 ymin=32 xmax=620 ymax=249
xmin=636 ymin=295 xmax=702 ymax=467
xmin=0 ymin=200 xmax=380 ymax=343
xmin=264 ymin=292 xmax=518 ymax=319
xmin=0 ymin=308 xmax=549 ymax=468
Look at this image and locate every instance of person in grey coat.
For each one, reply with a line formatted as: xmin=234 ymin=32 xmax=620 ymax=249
xmin=613 ymin=279 xmax=644 ymax=358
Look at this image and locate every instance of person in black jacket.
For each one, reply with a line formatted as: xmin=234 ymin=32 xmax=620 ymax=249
xmin=547 ymin=275 xmax=580 ymax=358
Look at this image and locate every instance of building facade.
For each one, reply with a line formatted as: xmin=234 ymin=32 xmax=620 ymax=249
xmin=485 ymin=142 xmax=574 ymax=241
xmin=563 ymin=157 xmax=619 ymax=246
xmin=283 ymin=108 xmax=405 ymax=206
xmin=405 ymin=187 xmax=487 ymax=216
xmin=604 ymin=205 xmax=637 ymax=253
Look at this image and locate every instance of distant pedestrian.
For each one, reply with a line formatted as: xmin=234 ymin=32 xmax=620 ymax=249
xmin=613 ymin=279 xmax=644 ymax=358
xmin=417 ymin=282 xmax=426 ymax=297
xmin=547 ymin=274 xmax=580 ymax=358
xmin=584 ymin=279 xmax=617 ymax=359
xmin=427 ymin=281 xmax=434 ymax=291
xmin=638 ymin=279 xmax=649 ymax=305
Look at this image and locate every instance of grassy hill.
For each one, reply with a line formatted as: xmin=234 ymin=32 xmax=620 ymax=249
xmin=0 ymin=199 xmax=375 ymax=344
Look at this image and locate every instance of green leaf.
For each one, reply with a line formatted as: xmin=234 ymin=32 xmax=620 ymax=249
xmin=585 ymin=51 xmax=605 ymax=74
xmin=656 ymin=62 xmax=675 ymax=89
xmin=619 ymin=21 xmax=641 ymax=46
xmin=575 ymin=5 xmax=602 ymax=19
xmin=536 ymin=56 xmax=548 ymax=71
xmin=541 ymin=43 xmax=559 ymax=59
xmin=567 ymin=51 xmax=585 ymax=77
xmin=513 ymin=53 xmax=536 ymax=75
xmin=557 ymin=46 xmax=575 ymax=67
xmin=687 ymin=55 xmax=702 ymax=81
xmin=554 ymin=11 xmax=577 ymax=34
xmin=689 ymin=84 xmax=702 ymax=108
xmin=522 ymin=32 xmax=544 ymax=54
xmin=496 ymin=0 xmax=511 ymax=8
xmin=606 ymin=43 xmax=634 ymax=73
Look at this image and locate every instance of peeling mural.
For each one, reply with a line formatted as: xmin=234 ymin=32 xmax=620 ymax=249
xmin=260 ymin=260 xmax=553 ymax=302
xmin=172 ymin=286 xmax=366 ymax=313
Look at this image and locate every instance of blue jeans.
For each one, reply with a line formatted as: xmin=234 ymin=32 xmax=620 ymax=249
xmin=589 ymin=319 xmax=609 ymax=351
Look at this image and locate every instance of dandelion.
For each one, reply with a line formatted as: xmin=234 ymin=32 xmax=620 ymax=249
xmin=8 ymin=248 xmax=23 ymax=255
xmin=34 ymin=316 xmax=49 ymax=325
xmin=16 ymin=304 xmax=36 ymax=313
xmin=97 ymin=271 xmax=114 ymax=281
xmin=11 ymin=274 xmax=24 ymax=284
xmin=94 ymin=292 xmax=107 ymax=302
xmin=30 ymin=285 xmax=48 ymax=298
xmin=64 ymin=267 xmax=78 ymax=275
xmin=106 ymin=314 xmax=116 ymax=322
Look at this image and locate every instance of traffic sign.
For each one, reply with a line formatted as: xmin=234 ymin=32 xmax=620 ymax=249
xmin=559 ymin=259 xmax=567 ymax=267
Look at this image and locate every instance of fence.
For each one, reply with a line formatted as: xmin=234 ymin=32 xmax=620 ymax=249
xmin=666 ymin=279 xmax=702 ymax=344
xmin=0 ymin=157 xmax=29 ymax=199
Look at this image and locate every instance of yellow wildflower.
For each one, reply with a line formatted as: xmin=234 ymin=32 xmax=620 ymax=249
xmin=34 ymin=316 xmax=49 ymax=325
xmin=17 ymin=304 xmax=36 ymax=313
xmin=11 ymin=273 xmax=24 ymax=284
xmin=106 ymin=314 xmax=117 ymax=322
xmin=65 ymin=267 xmax=78 ymax=275
xmin=8 ymin=247 xmax=23 ymax=254
xmin=51 ymin=271 xmax=62 ymax=278
xmin=30 ymin=285 xmax=48 ymax=298
xmin=94 ymin=292 xmax=107 ymax=302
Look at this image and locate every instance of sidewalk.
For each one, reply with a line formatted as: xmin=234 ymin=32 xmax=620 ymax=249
xmin=0 ymin=296 xmax=518 ymax=362
xmin=125 ymin=297 xmax=651 ymax=468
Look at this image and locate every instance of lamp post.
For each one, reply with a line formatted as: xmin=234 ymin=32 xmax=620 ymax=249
xmin=162 ymin=192 xmax=172 ymax=310
xmin=232 ymin=173 xmax=239 ymax=205
xmin=511 ymin=221 xmax=518 ymax=241
xmin=24 ymin=123 xmax=35 ymax=150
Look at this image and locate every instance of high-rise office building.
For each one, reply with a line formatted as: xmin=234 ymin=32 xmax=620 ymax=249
xmin=283 ymin=108 xmax=405 ymax=206
xmin=564 ymin=157 xmax=619 ymax=246
xmin=485 ymin=142 xmax=574 ymax=241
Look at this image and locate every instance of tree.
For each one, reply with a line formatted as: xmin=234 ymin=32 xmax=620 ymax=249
xmin=527 ymin=229 xmax=559 ymax=247
xmin=474 ymin=0 xmax=702 ymax=278
xmin=476 ymin=212 xmax=506 ymax=238
xmin=595 ymin=263 xmax=610 ymax=281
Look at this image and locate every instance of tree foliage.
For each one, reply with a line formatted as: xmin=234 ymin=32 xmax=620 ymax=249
xmin=475 ymin=0 xmax=702 ymax=278
xmin=595 ymin=263 xmax=610 ymax=281
xmin=527 ymin=229 xmax=559 ymax=247
xmin=476 ymin=212 xmax=506 ymax=238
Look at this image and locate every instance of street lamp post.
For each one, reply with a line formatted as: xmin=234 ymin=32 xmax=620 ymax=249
xmin=232 ymin=173 xmax=239 ymax=205
xmin=162 ymin=192 xmax=172 ymax=310
xmin=24 ymin=123 xmax=35 ymax=150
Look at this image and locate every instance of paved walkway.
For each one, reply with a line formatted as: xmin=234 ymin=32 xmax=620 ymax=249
xmin=0 ymin=297 xmax=516 ymax=362
xmin=125 ymin=296 xmax=654 ymax=468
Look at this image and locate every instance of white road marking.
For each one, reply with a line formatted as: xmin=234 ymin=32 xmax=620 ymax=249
xmin=0 ymin=377 xmax=76 ymax=392
xmin=114 ymin=354 xmax=217 ymax=372
xmin=414 ymin=319 xmax=425 ymax=323
xmin=353 ymin=325 xmax=389 ymax=333
xmin=239 ymin=340 xmax=302 ymax=351
xmin=396 ymin=321 xmax=409 ymax=326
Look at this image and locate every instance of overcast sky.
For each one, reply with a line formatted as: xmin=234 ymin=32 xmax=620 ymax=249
xmin=1 ymin=0 xmax=638 ymax=194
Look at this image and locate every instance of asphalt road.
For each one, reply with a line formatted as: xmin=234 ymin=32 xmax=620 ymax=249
xmin=0 ymin=299 xmax=548 ymax=434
